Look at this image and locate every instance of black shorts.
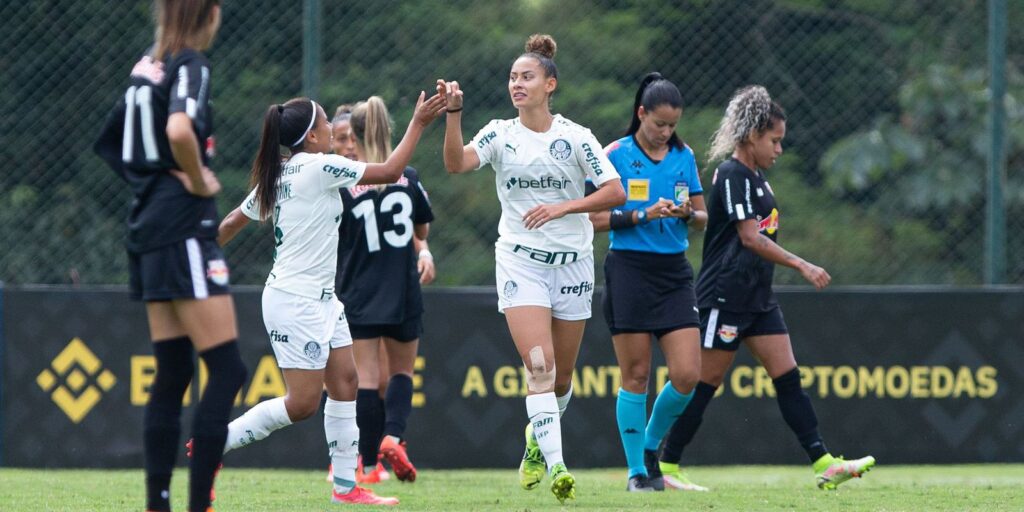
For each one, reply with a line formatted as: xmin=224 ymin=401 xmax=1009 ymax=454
xmin=699 ymin=306 xmax=788 ymax=351
xmin=129 ymin=237 xmax=231 ymax=302
xmin=348 ymin=316 xmax=422 ymax=343
xmin=603 ymin=250 xmax=700 ymax=336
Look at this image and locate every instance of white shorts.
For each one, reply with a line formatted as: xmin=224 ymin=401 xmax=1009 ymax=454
xmin=261 ymin=286 xmax=353 ymax=370
xmin=495 ymin=251 xmax=594 ymax=321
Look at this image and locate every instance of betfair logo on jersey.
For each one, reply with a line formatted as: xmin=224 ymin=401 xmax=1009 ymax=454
xmin=323 ymin=164 xmax=358 ymax=179
xmin=505 ymin=176 xmax=571 ymax=191
xmin=36 ymin=338 xmax=117 ymax=423
xmin=513 ymin=244 xmax=579 ymax=265
xmin=560 ymin=281 xmax=593 ymax=296
xmin=581 ymin=142 xmax=604 ymax=176
xmin=477 ymin=131 xmax=497 ymax=148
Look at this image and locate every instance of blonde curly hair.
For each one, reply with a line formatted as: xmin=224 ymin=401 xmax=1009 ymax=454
xmin=707 ymin=86 xmax=786 ymax=164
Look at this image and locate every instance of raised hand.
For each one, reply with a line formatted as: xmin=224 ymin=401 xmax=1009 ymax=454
xmin=436 ymin=79 xmax=464 ymax=112
xmin=412 ymin=91 xmax=447 ymax=127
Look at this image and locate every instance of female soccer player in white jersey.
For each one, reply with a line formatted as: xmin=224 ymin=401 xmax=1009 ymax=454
xmin=216 ymin=92 xmax=445 ymax=506
xmin=437 ymin=34 xmax=626 ymax=503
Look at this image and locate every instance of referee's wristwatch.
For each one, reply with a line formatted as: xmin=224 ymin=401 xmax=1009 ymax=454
xmin=636 ymin=209 xmax=648 ymax=225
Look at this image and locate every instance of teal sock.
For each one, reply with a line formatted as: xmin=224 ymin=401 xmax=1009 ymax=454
xmin=616 ymin=388 xmax=648 ymax=478
xmin=644 ymin=382 xmax=694 ymax=451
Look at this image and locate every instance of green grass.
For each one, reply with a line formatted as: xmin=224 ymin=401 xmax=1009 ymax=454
xmin=2 ymin=465 xmax=1023 ymax=511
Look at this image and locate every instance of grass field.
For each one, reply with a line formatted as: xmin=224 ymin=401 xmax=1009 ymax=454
xmin=2 ymin=465 xmax=1023 ymax=511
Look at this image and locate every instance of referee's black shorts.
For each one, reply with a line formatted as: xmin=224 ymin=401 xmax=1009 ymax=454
xmin=129 ymin=237 xmax=231 ymax=302
xmin=602 ymin=249 xmax=700 ymax=338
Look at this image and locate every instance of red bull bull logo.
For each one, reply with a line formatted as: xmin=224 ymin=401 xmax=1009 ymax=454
xmin=758 ymin=208 xmax=779 ymax=235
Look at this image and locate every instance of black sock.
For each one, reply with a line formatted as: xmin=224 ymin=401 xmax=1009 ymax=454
xmin=660 ymin=381 xmax=717 ymax=464
xmin=773 ymin=367 xmax=828 ymax=462
xmin=383 ymin=374 xmax=413 ymax=439
xmin=357 ymin=388 xmax=385 ymax=468
xmin=189 ymin=341 xmax=247 ymax=512
xmin=144 ymin=336 xmax=194 ymax=512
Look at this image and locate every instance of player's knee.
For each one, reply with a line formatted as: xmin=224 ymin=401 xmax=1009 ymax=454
xmin=701 ymin=367 xmax=728 ymax=388
xmin=620 ymin=365 xmax=650 ymax=394
xmin=284 ymin=394 xmax=320 ymax=422
xmin=524 ymin=346 xmax=556 ymax=393
xmin=669 ymin=366 xmax=700 ymax=394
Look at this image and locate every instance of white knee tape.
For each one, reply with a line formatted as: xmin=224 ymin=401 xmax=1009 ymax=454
xmin=525 ymin=346 xmax=555 ymax=392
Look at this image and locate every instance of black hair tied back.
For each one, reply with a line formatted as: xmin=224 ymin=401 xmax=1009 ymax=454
xmin=626 ymin=71 xmax=684 ymax=149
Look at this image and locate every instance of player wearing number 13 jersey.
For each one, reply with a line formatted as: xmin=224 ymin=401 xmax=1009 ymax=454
xmin=336 ymin=169 xmax=433 ymax=326
xmin=334 ymin=97 xmax=436 ymax=485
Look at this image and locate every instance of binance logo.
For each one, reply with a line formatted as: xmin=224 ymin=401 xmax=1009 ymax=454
xmin=36 ymin=337 xmax=117 ymax=423
xmin=412 ymin=356 xmax=426 ymax=408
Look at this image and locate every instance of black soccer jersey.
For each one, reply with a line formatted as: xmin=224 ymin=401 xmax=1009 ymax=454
xmin=335 ymin=168 xmax=434 ymax=325
xmin=696 ymin=158 xmax=781 ymax=313
xmin=94 ymin=48 xmax=218 ymax=253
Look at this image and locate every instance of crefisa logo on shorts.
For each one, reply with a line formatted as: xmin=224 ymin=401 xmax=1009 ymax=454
xmin=719 ymin=325 xmax=738 ymax=343
xmin=207 ymin=259 xmax=229 ymax=286
xmin=304 ymin=341 xmax=322 ymax=361
xmin=549 ymin=139 xmax=572 ymax=160
xmin=503 ymin=280 xmax=518 ymax=299
xmin=560 ymin=281 xmax=593 ymax=297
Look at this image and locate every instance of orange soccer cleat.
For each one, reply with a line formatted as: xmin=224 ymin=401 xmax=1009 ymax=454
xmin=379 ymin=437 xmax=417 ymax=482
xmin=330 ymin=486 xmax=399 ymax=506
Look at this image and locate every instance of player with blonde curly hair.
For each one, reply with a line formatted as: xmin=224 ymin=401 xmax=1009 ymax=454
xmin=658 ymin=85 xmax=875 ymax=491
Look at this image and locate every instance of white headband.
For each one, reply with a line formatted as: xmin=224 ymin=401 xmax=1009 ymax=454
xmin=290 ymin=99 xmax=318 ymax=147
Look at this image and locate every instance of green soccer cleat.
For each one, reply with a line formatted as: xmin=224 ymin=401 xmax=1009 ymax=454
xmin=814 ymin=454 xmax=876 ymax=490
xmin=549 ymin=463 xmax=576 ymax=503
xmin=659 ymin=461 xmax=709 ymax=492
xmin=518 ymin=423 xmax=546 ymax=490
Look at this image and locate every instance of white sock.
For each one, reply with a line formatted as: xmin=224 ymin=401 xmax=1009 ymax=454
xmin=325 ymin=399 xmax=359 ymax=495
xmin=556 ymin=383 xmax=573 ymax=417
xmin=224 ymin=397 xmax=291 ymax=454
xmin=526 ymin=392 xmax=564 ymax=470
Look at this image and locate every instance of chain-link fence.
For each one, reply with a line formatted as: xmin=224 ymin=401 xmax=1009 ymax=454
xmin=2 ymin=0 xmax=1022 ymax=286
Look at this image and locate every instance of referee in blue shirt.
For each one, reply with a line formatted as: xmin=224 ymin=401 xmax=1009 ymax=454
xmin=589 ymin=73 xmax=706 ymax=492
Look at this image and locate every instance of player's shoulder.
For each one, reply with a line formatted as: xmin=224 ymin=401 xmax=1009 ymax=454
xmin=552 ymin=114 xmax=593 ymax=138
xmin=604 ymin=135 xmax=634 ymax=155
xmin=168 ymin=48 xmax=210 ymax=68
xmin=402 ymin=166 xmax=420 ymax=181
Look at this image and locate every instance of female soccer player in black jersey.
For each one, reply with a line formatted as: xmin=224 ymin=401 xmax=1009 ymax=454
xmin=93 ymin=2 xmax=246 ymax=511
xmin=658 ymin=86 xmax=875 ymax=490
xmin=335 ymin=97 xmax=436 ymax=484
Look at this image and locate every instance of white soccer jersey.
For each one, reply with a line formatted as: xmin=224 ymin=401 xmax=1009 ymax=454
xmin=471 ymin=114 xmax=619 ymax=267
xmin=241 ymin=152 xmax=367 ymax=300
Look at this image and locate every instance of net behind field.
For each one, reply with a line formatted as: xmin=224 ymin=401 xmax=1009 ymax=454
xmin=2 ymin=0 xmax=1022 ymax=286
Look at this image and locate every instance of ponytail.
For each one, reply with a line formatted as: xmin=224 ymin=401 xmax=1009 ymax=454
xmin=351 ymin=96 xmax=393 ymax=164
xmin=248 ymin=97 xmax=319 ymax=220
xmin=626 ymin=72 xmax=684 ymax=149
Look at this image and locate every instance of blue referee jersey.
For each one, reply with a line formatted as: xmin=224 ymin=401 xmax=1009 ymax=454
xmin=604 ymin=135 xmax=702 ymax=254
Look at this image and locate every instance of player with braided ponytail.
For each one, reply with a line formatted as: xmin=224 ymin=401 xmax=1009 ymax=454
xmin=658 ymin=86 xmax=875 ymax=491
